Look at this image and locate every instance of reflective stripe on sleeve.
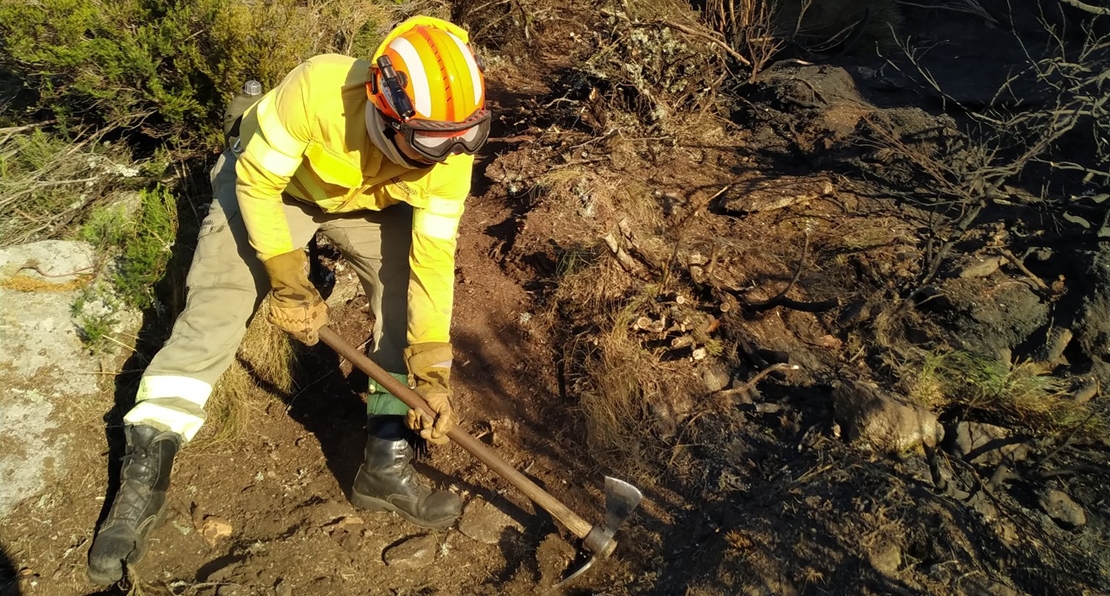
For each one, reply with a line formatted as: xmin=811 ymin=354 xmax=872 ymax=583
xmin=126 ymin=375 xmax=214 ymax=441
xmin=413 ymin=211 xmax=460 ymax=240
xmin=255 ymin=94 xmax=304 ymax=158
xmin=245 ymin=139 xmax=303 ymax=176
xmin=425 ymin=195 xmax=464 ymax=217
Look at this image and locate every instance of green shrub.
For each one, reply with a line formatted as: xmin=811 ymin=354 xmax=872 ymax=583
xmin=0 ymin=0 xmax=397 ymax=150
xmin=71 ymin=280 xmax=124 ymax=353
xmin=80 ymin=201 xmax=133 ymax=248
xmin=114 ymin=184 xmax=178 ymax=309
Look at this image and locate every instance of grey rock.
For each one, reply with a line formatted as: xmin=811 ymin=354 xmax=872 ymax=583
xmin=958 ymin=256 xmax=1004 ymax=279
xmin=939 ymin=277 xmax=1048 ymax=359
xmin=0 ymin=240 xmax=95 ymax=283
xmin=1038 ymin=489 xmax=1086 ymax=529
xmin=833 ymin=380 xmax=943 ymax=455
xmin=952 ymin=422 xmax=1030 ymax=466
xmin=1035 ymin=326 xmax=1073 ymax=365
xmin=382 ymin=534 xmax=437 ymax=569
xmin=701 ymin=363 xmax=732 ymax=393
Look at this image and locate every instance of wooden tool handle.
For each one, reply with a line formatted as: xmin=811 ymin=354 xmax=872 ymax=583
xmin=318 ymin=327 xmax=594 ymax=540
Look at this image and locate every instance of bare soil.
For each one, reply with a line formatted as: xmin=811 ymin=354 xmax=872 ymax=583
xmin=2 ymin=2 xmax=1109 ymax=596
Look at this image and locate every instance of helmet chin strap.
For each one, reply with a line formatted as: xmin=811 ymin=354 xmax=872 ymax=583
xmin=365 ymin=103 xmax=423 ymax=169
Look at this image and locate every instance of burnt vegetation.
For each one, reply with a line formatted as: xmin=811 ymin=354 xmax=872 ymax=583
xmin=475 ymin=0 xmax=1110 ymax=593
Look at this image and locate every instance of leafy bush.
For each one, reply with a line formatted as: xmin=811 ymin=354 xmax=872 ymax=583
xmin=0 ymin=0 xmax=397 ymax=150
xmin=0 ymin=0 xmax=406 ymax=326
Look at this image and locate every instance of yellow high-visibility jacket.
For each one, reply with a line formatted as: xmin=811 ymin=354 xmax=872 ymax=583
xmin=234 ymin=54 xmax=472 ymax=346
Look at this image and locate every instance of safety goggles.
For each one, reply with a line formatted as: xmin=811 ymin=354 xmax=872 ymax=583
xmin=388 ymin=109 xmax=491 ymax=162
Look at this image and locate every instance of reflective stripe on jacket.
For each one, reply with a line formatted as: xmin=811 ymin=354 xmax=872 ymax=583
xmin=234 ymin=53 xmax=472 ymax=345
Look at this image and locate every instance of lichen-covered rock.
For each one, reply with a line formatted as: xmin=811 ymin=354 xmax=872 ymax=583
xmin=0 ymin=240 xmax=134 ymax=520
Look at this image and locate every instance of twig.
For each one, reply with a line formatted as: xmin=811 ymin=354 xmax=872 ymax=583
xmin=570 ymin=128 xmax=620 ymax=151
xmin=1035 ymin=398 xmax=1106 ymax=468
xmin=618 ymin=218 xmax=663 ymax=271
xmin=548 ymin=157 xmax=606 ymax=171
xmin=285 ymin=370 xmax=339 ymax=412
xmin=745 ymin=223 xmax=812 ymax=309
xmin=99 ymin=333 xmax=139 ymax=356
xmin=0 ymin=121 xmax=56 ymax=135
xmin=897 ymin=0 xmax=1001 ymax=24
xmin=999 ymin=249 xmax=1051 ymax=292
xmin=714 ymin=362 xmax=800 ymax=400
xmin=740 ymin=223 xmax=842 ymax=313
xmin=667 ymin=409 xmax=712 ymax=467
xmin=78 ymin=370 xmax=145 ymax=375
xmin=603 ymin=231 xmax=649 ymax=278
xmin=660 ymin=185 xmax=733 ymax=294
xmin=1057 ymin=0 xmax=1110 ymax=15
xmin=752 ymin=296 xmax=842 ymax=312
xmin=16 ymin=264 xmax=95 ymax=278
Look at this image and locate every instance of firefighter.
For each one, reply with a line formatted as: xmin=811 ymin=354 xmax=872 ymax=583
xmin=88 ymin=16 xmax=489 ymax=585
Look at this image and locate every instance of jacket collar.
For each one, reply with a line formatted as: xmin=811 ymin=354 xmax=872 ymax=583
xmin=365 ymin=104 xmax=425 ymax=170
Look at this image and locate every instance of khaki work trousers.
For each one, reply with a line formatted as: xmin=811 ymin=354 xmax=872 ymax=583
xmin=123 ymin=149 xmax=411 ymax=441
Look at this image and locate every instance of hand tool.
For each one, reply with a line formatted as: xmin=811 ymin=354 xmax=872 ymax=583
xmin=319 ymin=327 xmax=643 ymax=586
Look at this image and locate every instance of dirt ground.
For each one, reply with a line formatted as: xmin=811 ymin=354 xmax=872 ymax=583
xmin=2 ymin=1 xmax=1110 ymax=595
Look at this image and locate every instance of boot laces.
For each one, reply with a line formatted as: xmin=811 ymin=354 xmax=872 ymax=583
xmin=107 ymin=445 xmax=160 ymax=524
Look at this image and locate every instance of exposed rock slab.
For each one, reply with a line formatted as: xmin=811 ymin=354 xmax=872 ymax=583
xmin=952 ymin=422 xmax=1030 ymax=466
xmin=0 ymin=241 xmax=100 ymax=519
xmin=1038 ymin=489 xmax=1086 ymax=529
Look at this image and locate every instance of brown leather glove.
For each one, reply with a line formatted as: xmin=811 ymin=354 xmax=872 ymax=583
xmin=403 ymin=342 xmax=455 ymax=445
xmin=263 ymin=249 xmax=328 ymax=345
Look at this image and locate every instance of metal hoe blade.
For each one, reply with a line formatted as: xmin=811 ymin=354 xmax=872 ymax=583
xmin=556 ymin=476 xmax=644 ymax=588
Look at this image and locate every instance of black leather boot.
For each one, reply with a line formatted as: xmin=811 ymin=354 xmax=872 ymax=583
xmin=87 ymin=425 xmax=181 ymax=586
xmin=350 ymin=415 xmax=461 ymax=530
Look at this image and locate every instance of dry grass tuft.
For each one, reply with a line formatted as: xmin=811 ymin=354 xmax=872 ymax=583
xmin=203 ymin=300 xmax=297 ymax=443
xmin=555 ymin=274 xmax=703 ymax=478
xmin=574 ymin=302 xmax=666 ymax=477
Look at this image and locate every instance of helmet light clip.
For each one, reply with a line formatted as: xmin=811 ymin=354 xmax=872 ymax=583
xmin=376 ymin=55 xmax=415 ymax=121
